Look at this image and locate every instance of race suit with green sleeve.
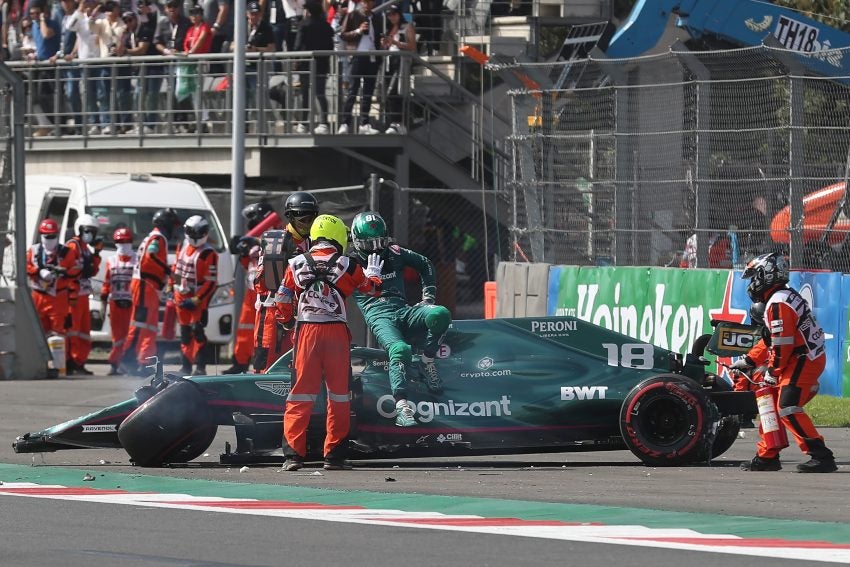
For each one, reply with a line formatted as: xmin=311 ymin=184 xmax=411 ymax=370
xmin=352 ymin=243 xmax=451 ymax=400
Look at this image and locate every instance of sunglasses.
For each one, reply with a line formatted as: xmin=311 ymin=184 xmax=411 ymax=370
xmin=290 ymin=212 xmax=316 ymax=221
xmin=42 ymin=234 xmax=58 ymax=239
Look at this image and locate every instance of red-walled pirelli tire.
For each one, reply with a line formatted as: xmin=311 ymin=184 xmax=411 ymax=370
xmin=620 ymin=375 xmax=718 ymax=466
xmin=118 ymin=380 xmax=217 ymax=467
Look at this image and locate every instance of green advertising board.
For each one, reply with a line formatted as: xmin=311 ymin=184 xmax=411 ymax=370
xmin=551 ymin=266 xmax=740 ymax=355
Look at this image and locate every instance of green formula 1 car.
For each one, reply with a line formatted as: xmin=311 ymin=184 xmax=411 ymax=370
xmin=13 ymin=316 xmax=758 ymax=467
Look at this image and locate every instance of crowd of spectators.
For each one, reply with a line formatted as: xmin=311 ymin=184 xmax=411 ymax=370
xmin=0 ymin=0 xmax=452 ymax=136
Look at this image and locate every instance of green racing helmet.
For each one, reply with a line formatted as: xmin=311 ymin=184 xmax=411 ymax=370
xmin=351 ymin=212 xmax=391 ymax=256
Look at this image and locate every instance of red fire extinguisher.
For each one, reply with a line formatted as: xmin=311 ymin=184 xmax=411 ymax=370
xmin=755 ymin=384 xmax=789 ymax=450
xmin=162 ymin=296 xmax=176 ymax=340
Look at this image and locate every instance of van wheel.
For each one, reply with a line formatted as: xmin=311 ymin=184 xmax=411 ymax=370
xmin=118 ymin=380 xmax=217 ymax=467
xmin=620 ymin=375 xmax=717 ymax=466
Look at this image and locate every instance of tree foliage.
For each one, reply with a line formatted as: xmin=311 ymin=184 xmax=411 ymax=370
xmin=752 ymin=1 xmax=850 ymax=32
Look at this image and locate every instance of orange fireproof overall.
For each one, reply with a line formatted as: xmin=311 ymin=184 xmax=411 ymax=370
xmin=277 ymin=245 xmax=381 ymax=459
xmin=102 ymin=253 xmax=136 ymax=365
xmin=122 ymin=229 xmax=170 ymax=367
xmin=747 ymin=288 xmax=831 ymax=461
xmin=64 ymin=236 xmax=102 ymax=367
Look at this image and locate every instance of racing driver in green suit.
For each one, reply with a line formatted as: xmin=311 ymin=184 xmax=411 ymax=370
xmin=350 ymin=211 xmax=452 ymax=427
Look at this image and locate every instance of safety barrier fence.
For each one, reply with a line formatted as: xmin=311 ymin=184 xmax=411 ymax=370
xmin=502 ymin=44 xmax=850 ymax=273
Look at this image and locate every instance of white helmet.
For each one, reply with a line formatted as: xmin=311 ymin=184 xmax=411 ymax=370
xmin=184 ymin=215 xmax=210 ymax=247
xmin=75 ymin=214 xmax=99 ymax=243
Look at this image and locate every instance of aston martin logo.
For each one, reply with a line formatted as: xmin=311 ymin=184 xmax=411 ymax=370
xmin=745 ymin=15 xmax=772 ymax=33
xmin=255 ymin=381 xmax=291 ymax=397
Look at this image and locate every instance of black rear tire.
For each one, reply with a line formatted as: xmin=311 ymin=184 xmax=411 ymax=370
xmin=118 ymin=380 xmax=217 ymax=467
xmin=620 ymin=375 xmax=718 ymax=466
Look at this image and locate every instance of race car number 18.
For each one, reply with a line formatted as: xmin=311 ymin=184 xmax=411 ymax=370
xmin=602 ymin=343 xmax=654 ymax=369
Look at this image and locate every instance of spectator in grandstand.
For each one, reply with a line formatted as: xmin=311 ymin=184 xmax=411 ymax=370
xmin=156 ymin=0 xmax=191 ymax=131
xmin=51 ymin=0 xmax=79 ymax=132
xmin=381 ymin=3 xmax=414 ymax=134
xmin=17 ymin=16 xmax=37 ymax=61
xmin=328 ymin=0 xmax=350 ymax=91
xmin=131 ymin=0 xmax=167 ymax=133
xmin=91 ymin=1 xmax=125 ymax=135
xmin=259 ymin=0 xmax=284 ymax=56
xmin=234 ymin=1 xmax=274 ymax=119
xmin=0 ymin=0 xmax=12 ymax=61
xmin=739 ymin=195 xmax=771 ymax=261
xmin=64 ymin=0 xmax=102 ymax=135
xmin=28 ymin=2 xmax=61 ymax=136
xmin=279 ymin=0 xmax=302 ymax=51
xmin=338 ymin=0 xmax=383 ymax=134
xmin=181 ymin=4 xmax=212 ymax=131
xmin=679 ymin=232 xmax=733 ymax=269
xmin=414 ymin=0 xmax=441 ymax=56
xmin=292 ymin=0 xmax=332 ymax=134
xmin=203 ymin=0 xmax=232 ymax=71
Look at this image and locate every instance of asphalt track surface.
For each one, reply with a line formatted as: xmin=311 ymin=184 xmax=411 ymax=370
xmin=2 ymin=363 xmax=849 ymax=567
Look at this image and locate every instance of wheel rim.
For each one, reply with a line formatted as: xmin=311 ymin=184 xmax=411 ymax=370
xmin=637 ymin=397 xmax=689 ymax=447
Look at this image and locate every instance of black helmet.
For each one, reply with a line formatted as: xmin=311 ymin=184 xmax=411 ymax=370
xmin=242 ymin=202 xmax=275 ymax=230
xmin=284 ymin=191 xmax=319 ymax=219
xmin=749 ymin=302 xmax=765 ymax=327
xmin=742 ymin=252 xmax=789 ymax=301
xmin=152 ymin=208 xmax=180 ymax=239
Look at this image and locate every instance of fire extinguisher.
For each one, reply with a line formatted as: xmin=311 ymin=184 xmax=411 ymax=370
xmin=162 ymin=295 xmax=176 ymax=340
xmin=755 ymin=384 xmax=789 ymax=450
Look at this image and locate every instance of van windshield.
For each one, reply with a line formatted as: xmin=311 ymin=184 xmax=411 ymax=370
xmin=86 ymin=206 xmax=226 ymax=252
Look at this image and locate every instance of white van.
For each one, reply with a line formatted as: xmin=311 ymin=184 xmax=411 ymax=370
xmin=24 ymin=173 xmax=235 ymax=345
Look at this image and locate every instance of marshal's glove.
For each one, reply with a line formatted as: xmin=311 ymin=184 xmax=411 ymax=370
xmin=228 ymin=235 xmax=243 ymax=254
xmin=39 ymin=268 xmax=56 ymax=283
xmin=179 ymin=297 xmax=199 ymax=310
xmin=364 ymin=253 xmax=384 ymax=279
xmin=763 ymin=372 xmax=778 ymax=386
xmin=235 ymin=236 xmax=261 ymax=257
xmin=730 ymin=357 xmax=753 ymax=371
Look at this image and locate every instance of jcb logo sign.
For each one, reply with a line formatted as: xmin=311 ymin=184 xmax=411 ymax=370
xmin=719 ymin=330 xmax=754 ymax=350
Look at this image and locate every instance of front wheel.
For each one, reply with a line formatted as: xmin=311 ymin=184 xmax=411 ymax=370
xmin=118 ymin=380 xmax=217 ymax=467
xmin=620 ymin=375 xmax=718 ymax=466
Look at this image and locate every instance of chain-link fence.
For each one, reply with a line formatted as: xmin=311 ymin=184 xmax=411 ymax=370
xmin=502 ymin=44 xmax=850 ymax=272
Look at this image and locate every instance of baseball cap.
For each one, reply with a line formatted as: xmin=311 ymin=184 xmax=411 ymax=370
xmin=121 ymin=10 xmax=136 ymax=19
xmin=247 ymin=1 xmax=260 ymax=12
xmin=386 ymin=3 xmax=400 ymax=12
